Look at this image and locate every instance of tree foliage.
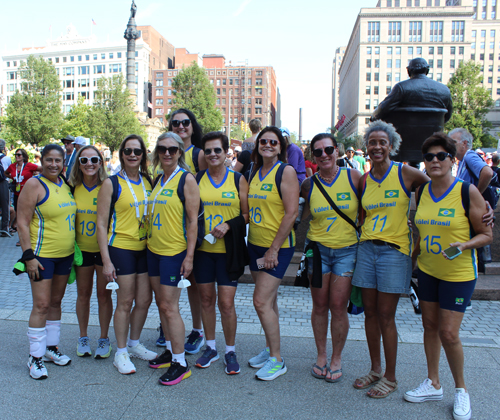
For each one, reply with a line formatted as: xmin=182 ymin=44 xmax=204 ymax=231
xmin=171 ymin=62 xmax=223 ymax=133
xmin=62 ymin=96 xmax=93 ymax=138
xmin=89 ymin=74 xmax=146 ymax=152
xmin=230 ymin=125 xmax=251 ymax=140
xmin=445 ymin=60 xmax=494 ymax=148
xmin=5 ymin=55 xmax=63 ymax=145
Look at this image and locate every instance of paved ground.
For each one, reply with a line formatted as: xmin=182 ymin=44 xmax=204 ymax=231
xmin=1 ymin=234 xmax=500 ymax=419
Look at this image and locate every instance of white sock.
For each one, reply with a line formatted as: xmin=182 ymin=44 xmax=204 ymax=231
xmin=172 ymin=352 xmax=186 ymax=367
xmin=27 ymin=327 xmax=46 ymax=358
xmin=45 ymin=320 xmax=61 ymax=347
xmin=193 ymin=328 xmax=203 ymax=335
xmin=206 ymin=340 xmax=216 ymax=350
xmin=128 ymin=338 xmax=140 ymax=347
xmin=166 ymin=341 xmax=172 ymax=352
xmin=225 ymin=345 xmax=235 ymax=354
xmin=116 ymin=347 xmax=127 ymax=355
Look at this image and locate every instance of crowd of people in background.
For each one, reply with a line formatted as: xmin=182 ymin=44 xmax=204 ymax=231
xmin=1 ymin=110 xmax=498 ymax=420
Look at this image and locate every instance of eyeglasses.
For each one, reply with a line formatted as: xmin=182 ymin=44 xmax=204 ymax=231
xmin=259 ymin=139 xmax=280 ymax=146
xmin=171 ymin=119 xmax=191 ymax=128
xmin=157 ymin=145 xmax=179 ymax=155
xmin=204 ymin=147 xmax=223 ymax=155
xmin=123 ymin=148 xmax=144 ymax=156
xmin=79 ymin=156 xmax=100 ymax=165
xmin=15 ymin=153 xmax=23 ymax=157
xmin=312 ymin=146 xmax=336 ymax=158
xmin=423 ymin=152 xmax=453 ymax=162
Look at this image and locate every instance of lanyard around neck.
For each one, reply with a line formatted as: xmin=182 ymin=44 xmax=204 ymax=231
xmin=150 ymin=166 xmax=181 ymax=218
xmin=122 ymin=170 xmax=148 ymax=220
xmin=16 ymin=163 xmax=25 ymax=182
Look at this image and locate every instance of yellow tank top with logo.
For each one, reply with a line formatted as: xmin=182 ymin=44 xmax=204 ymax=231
xmin=198 ymin=168 xmax=241 ymax=253
xmin=415 ymin=179 xmax=477 ymax=281
xmin=307 ymin=169 xmax=359 ymax=249
xmin=74 ymin=182 xmax=101 ymax=253
xmin=185 ymin=145 xmax=200 ymax=174
xmin=147 ymin=169 xmax=187 ymax=256
xmin=360 ymin=162 xmax=412 ymax=256
xmin=108 ymin=174 xmax=152 ymax=251
xmin=30 ymin=176 xmax=76 ymax=258
xmin=248 ymin=161 xmax=295 ymax=249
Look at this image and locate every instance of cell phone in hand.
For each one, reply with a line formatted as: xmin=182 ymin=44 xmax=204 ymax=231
xmin=443 ymin=246 xmax=462 ymax=260
xmin=256 ymin=257 xmax=265 ymax=269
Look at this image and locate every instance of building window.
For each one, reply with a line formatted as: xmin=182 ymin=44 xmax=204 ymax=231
xmin=168 ymin=89 xmax=172 ymax=95
xmin=482 ymin=11 xmax=486 ymax=19
xmin=387 ymin=59 xmax=393 ymax=68
xmin=117 ymin=52 xmax=122 ymax=58
xmin=156 ymin=80 xmax=163 ymax=86
xmin=156 ymin=72 xmax=163 ymax=78
xmin=156 ymin=89 xmax=163 ymax=96
xmin=429 ymin=47 xmax=434 ymax=55
xmin=451 ymin=47 xmax=456 ymax=55
xmin=408 ymin=47 xmax=414 ymax=55
xmin=93 ymin=54 xmax=97 ymax=60
xmin=437 ymin=60 xmax=443 ymax=68
xmin=63 ymin=80 xmax=74 ymax=88
xmin=375 ymin=47 xmax=380 ymax=54
xmin=489 ymin=64 xmax=494 ymax=71
xmin=366 ymin=86 xmax=371 ymax=94
xmin=481 ymin=30 xmax=486 ymax=38
xmin=386 ymin=86 xmax=392 ymax=94
xmin=109 ymin=53 xmax=114 ymax=59
xmin=374 ymin=86 xmax=379 ymax=95
xmin=367 ymin=47 xmax=372 ymax=54
xmin=70 ymin=56 xmax=74 ymax=62
xmin=110 ymin=64 xmax=121 ymax=73
xmin=365 ymin=118 xmax=371 ymax=124
xmin=451 ymin=21 xmax=464 ymax=42
xmin=395 ymin=73 xmax=401 ymax=82
xmin=490 ymin=53 xmax=494 ymax=60
xmin=436 ymin=73 xmax=442 ymax=82
xmin=472 ymin=42 xmax=476 ymax=50
xmin=450 ymin=60 xmax=455 ymax=68
xmin=94 ymin=65 xmax=105 ymax=74
xmin=62 ymin=67 xmax=74 ymax=76
xmin=459 ymin=47 xmax=464 ymax=55
xmin=496 ymin=99 xmax=500 ymax=107
xmin=374 ymin=99 xmax=379 ymax=109
xmin=366 ymin=59 xmax=372 ymax=68
xmin=429 ymin=59 xmax=434 ymax=68
xmin=375 ymin=73 xmax=380 ymax=81
xmin=430 ymin=21 xmax=443 ymax=42
xmin=409 ymin=21 xmax=422 ymax=42
xmin=365 ymin=99 xmax=370 ymax=110
xmin=417 ymin=47 xmax=422 ymax=55
xmin=375 ymin=59 xmax=380 ymax=68
xmin=387 ymin=47 xmax=392 ymax=55
xmin=438 ymin=47 xmax=443 ymax=55
xmin=387 ymin=73 xmax=392 ymax=82
xmin=78 ymin=66 xmax=89 ymax=75
xmin=396 ymin=47 xmax=401 ymax=55
xmin=156 ymin=99 xmax=163 ymax=105
xmin=78 ymin=79 xmax=89 ymax=87
xmin=368 ymin=21 xmax=380 ymax=42
xmin=396 ymin=59 xmax=401 ymax=68
xmin=78 ymin=56 xmax=82 ymax=62
xmin=491 ymin=42 xmax=495 ymax=49
xmin=481 ymin=42 xmax=485 ymax=49
xmin=388 ymin=21 xmax=401 ymax=42
xmin=101 ymin=53 xmax=105 ymax=59
xmin=488 ymin=77 xmax=493 ymax=83
xmin=492 ymin=11 xmax=496 ymax=19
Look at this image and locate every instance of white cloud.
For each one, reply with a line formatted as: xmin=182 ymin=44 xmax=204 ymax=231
xmin=233 ymin=0 xmax=252 ymax=17
xmin=136 ymin=3 xmax=162 ymax=20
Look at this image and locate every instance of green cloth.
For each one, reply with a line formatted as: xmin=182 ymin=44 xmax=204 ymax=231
xmin=68 ymin=242 xmax=83 ymax=285
xmin=350 ymin=285 xmax=363 ymax=308
xmin=353 ymin=156 xmax=367 ymax=175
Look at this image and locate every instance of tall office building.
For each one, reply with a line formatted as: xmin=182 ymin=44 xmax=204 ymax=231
xmin=332 ymin=47 xmax=346 ymax=130
xmin=336 ymin=0 xmax=500 ymax=138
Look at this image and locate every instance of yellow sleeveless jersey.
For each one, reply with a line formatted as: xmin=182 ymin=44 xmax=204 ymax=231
xmin=185 ymin=145 xmax=200 ymax=174
xmin=198 ymin=168 xmax=241 ymax=253
xmin=360 ymin=162 xmax=412 ymax=255
xmin=147 ymin=169 xmax=187 ymax=256
xmin=30 ymin=176 xmax=76 ymax=258
xmin=248 ymin=161 xmax=295 ymax=249
xmin=108 ymin=174 xmax=152 ymax=251
xmin=415 ymin=179 xmax=477 ymax=281
xmin=307 ymin=169 xmax=359 ymax=249
xmin=74 ymin=183 xmax=100 ymax=252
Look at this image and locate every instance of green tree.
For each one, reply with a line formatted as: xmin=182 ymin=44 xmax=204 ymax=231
xmin=5 ymin=55 xmax=63 ymax=145
xmin=230 ymin=125 xmax=250 ymax=140
xmin=171 ymin=62 xmax=223 ymax=133
xmin=445 ymin=60 xmax=494 ymax=148
xmin=62 ymin=96 xmax=93 ymax=138
xmin=89 ymin=74 xmax=146 ymax=151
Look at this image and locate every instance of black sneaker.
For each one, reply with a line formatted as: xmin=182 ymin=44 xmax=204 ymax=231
xmin=149 ymin=349 xmax=172 ymax=369
xmin=158 ymin=361 xmax=191 ymax=386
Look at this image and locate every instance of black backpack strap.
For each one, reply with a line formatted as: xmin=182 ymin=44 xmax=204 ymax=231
xmin=461 ymin=180 xmax=470 ymax=219
xmin=345 ymin=158 xmax=354 ymax=168
xmin=275 ymin=162 xmax=290 ymax=200
xmin=177 ymin=171 xmax=189 ymax=204
xmin=192 ymin=147 xmax=201 ymax=173
xmin=153 ymin=174 xmax=162 ymax=188
xmin=108 ymin=175 xmax=120 ymax=231
xmin=233 ymin=170 xmax=242 ymax=195
xmin=195 ymin=169 xmax=206 ymax=184
xmin=415 ymin=181 xmax=429 ymax=207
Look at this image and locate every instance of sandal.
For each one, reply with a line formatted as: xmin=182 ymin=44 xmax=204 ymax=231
xmin=325 ymin=368 xmax=342 ymax=383
xmin=311 ymin=364 xmax=327 ymax=379
xmin=367 ymin=377 xmax=398 ymax=399
xmin=353 ymin=370 xmax=382 ymax=389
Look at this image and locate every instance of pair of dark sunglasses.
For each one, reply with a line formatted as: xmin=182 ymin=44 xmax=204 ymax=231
xmin=423 ymin=152 xmax=452 ymax=162
xmin=205 ymin=147 xmax=223 ymax=155
xmin=157 ymin=145 xmax=179 ymax=155
xmin=259 ymin=138 xmax=279 ymax=146
xmin=79 ymin=156 xmax=100 ymax=165
xmin=171 ymin=119 xmax=191 ymax=128
xmin=123 ymin=148 xmax=143 ymax=156
xmin=15 ymin=153 xmax=23 ymax=157
xmin=312 ymin=146 xmax=336 ymax=158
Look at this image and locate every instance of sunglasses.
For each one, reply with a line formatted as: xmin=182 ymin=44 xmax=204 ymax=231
xmin=79 ymin=156 xmax=100 ymax=165
xmin=171 ymin=119 xmax=191 ymax=128
xmin=157 ymin=145 xmax=179 ymax=155
xmin=15 ymin=153 xmax=23 ymax=156
xmin=204 ymin=147 xmax=223 ymax=155
xmin=123 ymin=148 xmax=144 ymax=156
xmin=423 ymin=152 xmax=452 ymax=162
xmin=312 ymin=146 xmax=336 ymax=158
xmin=259 ymin=139 xmax=280 ymax=146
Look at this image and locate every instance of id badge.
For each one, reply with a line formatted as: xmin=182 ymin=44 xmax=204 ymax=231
xmin=138 ymin=219 xmax=147 ymax=241
xmin=16 ymin=184 xmax=21 ymax=193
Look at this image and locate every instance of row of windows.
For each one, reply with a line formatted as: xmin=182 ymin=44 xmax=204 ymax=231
xmin=367 ymin=20 xmax=464 ymax=43
xmin=385 ymin=0 xmax=453 ymax=6
xmin=367 ymin=46 xmax=464 ymax=55
xmin=4 ymin=51 xmax=136 ymax=68
xmin=472 ymin=0 xmax=497 ymax=7
xmin=472 ymin=10 xmax=496 ymax=19
xmin=471 ymin=42 xmax=500 ymax=49
xmin=58 ymin=64 xmax=123 ymax=76
xmin=472 ymin=30 xmax=497 ymax=38
xmin=154 ymin=87 xmax=264 ymax=97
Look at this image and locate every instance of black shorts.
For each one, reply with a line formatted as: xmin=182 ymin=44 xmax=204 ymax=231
xmin=108 ymin=246 xmax=147 ymax=276
xmin=80 ymin=251 xmax=103 ymax=267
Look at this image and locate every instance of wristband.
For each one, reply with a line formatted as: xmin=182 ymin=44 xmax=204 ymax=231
xmin=22 ymin=249 xmax=36 ymax=262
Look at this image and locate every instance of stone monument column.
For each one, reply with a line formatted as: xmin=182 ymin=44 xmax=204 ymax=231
xmin=124 ymin=1 xmax=141 ymax=105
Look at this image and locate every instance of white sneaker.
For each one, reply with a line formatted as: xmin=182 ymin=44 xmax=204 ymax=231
xmin=113 ymin=352 xmax=136 ymax=375
xmin=27 ymin=355 xmax=48 ymax=380
xmin=404 ymin=378 xmax=443 ymax=403
xmin=43 ymin=346 xmax=71 ymax=366
xmin=454 ymin=388 xmax=471 ymax=420
xmin=127 ymin=342 xmax=158 ymax=361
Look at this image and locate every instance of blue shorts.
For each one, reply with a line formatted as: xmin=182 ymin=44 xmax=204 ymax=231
xmin=351 ymin=240 xmax=411 ymax=294
xmin=248 ymin=243 xmax=295 ymax=280
xmin=417 ymin=270 xmax=476 ymax=313
xmin=305 ymin=239 xmax=357 ymax=277
xmin=108 ymin=246 xmax=147 ymax=276
xmin=80 ymin=251 xmax=103 ymax=267
xmin=36 ymin=254 xmax=74 ymax=281
xmin=193 ymin=251 xmax=237 ymax=287
xmin=147 ymin=249 xmax=186 ymax=286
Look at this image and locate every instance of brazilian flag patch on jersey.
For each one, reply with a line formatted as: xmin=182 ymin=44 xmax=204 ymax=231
xmin=161 ymin=189 xmax=174 ymax=197
xmin=68 ymin=192 xmax=74 ymax=199
xmin=93 ymin=198 xmax=97 ymax=205
xmin=222 ymin=192 xmax=235 ymax=199
xmin=438 ymin=208 xmax=455 ymax=217
xmin=261 ymin=184 xmax=273 ymax=192
xmin=384 ymin=190 xmax=399 ymax=198
xmin=337 ymin=192 xmax=351 ymax=201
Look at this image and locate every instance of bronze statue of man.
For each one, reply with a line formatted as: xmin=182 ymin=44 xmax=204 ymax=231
xmin=371 ymin=58 xmax=453 ymax=123
xmin=130 ymin=0 xmax=137 ymax=18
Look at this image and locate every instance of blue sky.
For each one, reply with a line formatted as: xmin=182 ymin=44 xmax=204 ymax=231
xmin=1 ymin=0 xmax=370 ymax=139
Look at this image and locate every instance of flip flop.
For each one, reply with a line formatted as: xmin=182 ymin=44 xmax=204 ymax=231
xmin=311 ymin=364 xmax=327 ymax=379
xmin=325 ymin=368 xmax=342 ymax=383
xmin=367 ymin=377 xmax=398 ymax=399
